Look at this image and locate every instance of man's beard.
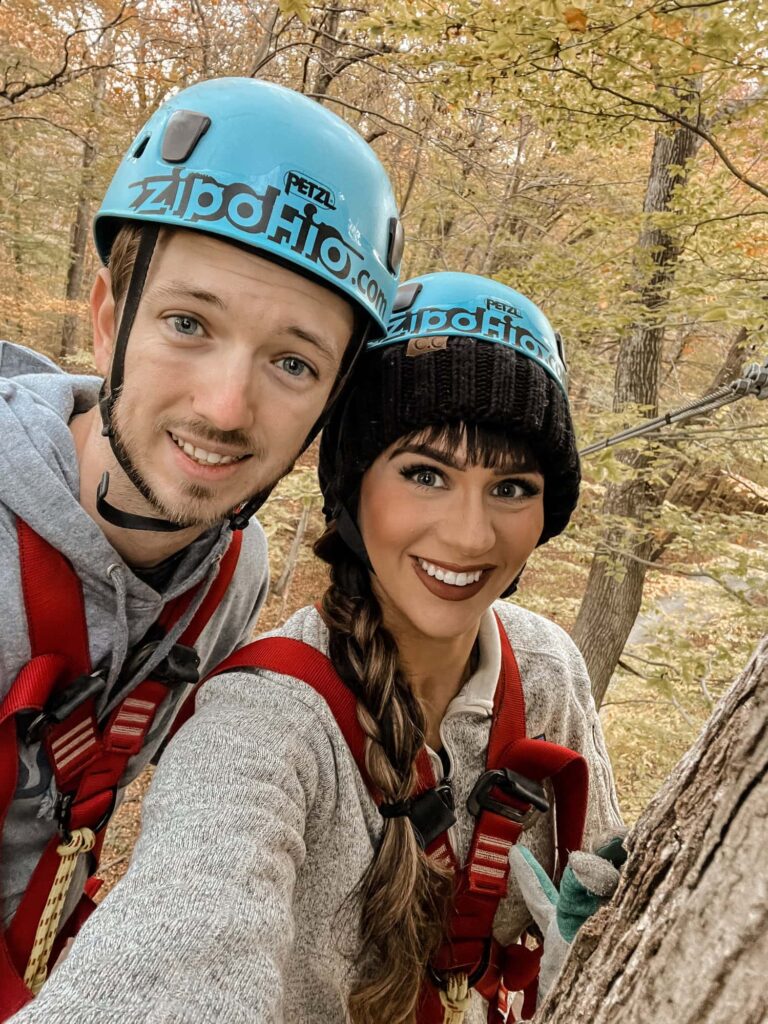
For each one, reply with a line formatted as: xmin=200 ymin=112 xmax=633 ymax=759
xmin=109 ymin=396 xmax=289 ymax=529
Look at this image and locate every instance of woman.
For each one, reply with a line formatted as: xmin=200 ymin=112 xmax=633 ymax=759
xmin=13 ymin=273 xmax=622 ymax=1024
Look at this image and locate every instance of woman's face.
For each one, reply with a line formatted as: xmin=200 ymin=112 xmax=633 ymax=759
xmin=358 ymin=430 xmax=545 ymax=643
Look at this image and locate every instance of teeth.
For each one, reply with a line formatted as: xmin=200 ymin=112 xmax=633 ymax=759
xmin=170 ymin=433 xmax=244 ymax=466
xmin=418 ymin=558 xmax=484 ymax=587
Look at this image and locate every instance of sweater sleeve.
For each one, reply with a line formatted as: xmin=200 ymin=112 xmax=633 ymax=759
xmin=9 ymin=671 xmax=336 ymax=1024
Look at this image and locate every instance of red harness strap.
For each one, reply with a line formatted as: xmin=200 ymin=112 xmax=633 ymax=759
xmin=206 ymin=617 xmax=589 ymax=1023
xmin=0 ymin=523 xmax=242 ymax=1018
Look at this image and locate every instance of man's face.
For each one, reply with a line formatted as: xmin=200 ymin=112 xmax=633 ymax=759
xmin=92 ymin=230 xmax=354 ymax=527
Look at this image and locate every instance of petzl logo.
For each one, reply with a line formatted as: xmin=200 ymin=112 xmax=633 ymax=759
xmin=486 ymin=297 xmax=522 ymax=318
xmin=284 ymin=171 xmax=336 ymax=210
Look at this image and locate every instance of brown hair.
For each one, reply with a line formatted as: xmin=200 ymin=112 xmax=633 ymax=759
xmin=314 ymin=526 xmax=454 ymax=1024
xmin=106 ymin=223 xmax=145 ymax=307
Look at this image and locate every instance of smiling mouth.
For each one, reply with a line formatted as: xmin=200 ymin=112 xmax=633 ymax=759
xmin=416 ymin=557 xmax=490 ymax=588
xmin=169 ymin=432 xmax=251 ymax=467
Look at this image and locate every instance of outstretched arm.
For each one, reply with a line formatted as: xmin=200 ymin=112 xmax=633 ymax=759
xmin=10 ymin=672 xmax=332 ymax=1024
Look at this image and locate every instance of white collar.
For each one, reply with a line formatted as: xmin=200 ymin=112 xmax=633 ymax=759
xmin=443 ymin=607 xmax=500 ymax=717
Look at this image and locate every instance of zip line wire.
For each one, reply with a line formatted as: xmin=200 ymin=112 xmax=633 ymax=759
xmin=580 ymin=356 xmax=768 ymax=456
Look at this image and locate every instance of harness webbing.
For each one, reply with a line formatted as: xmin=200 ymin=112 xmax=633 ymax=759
xmin=206 ymin=615 xmax=588 ymax=1023
xmin=0 ymin=523 xmax=242 ymax=1018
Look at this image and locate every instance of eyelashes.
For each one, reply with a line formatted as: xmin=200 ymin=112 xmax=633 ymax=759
xmin=398 ymin=462 xmax=542 ymax=500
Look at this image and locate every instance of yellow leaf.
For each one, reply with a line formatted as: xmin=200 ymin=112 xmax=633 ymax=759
xmin=564 ymin=7 xmax=588 ymax=32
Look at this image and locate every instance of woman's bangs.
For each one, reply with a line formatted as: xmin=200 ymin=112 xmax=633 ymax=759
xmin=399 ymin=422 xmax=540 ymax=472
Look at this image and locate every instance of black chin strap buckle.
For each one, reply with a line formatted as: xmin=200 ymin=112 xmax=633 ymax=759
xmin=467 ymin=769 xmax=549 ymax=827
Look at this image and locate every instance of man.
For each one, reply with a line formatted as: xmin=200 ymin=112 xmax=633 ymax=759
xmin=0 ymin=76 xmax=401 ymax=1016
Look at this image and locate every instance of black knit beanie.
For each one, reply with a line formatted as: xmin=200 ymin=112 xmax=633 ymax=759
xmin=319 ymin=336 xmax=580 ymax=549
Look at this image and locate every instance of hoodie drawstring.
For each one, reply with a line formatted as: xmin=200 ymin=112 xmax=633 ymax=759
xmin=104 ymin=563 xmax=130 ymax=695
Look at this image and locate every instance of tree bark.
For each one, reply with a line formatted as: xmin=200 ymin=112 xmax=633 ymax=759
xmin=539 ymin=635 xmax=768 ymax=1024
xmin=571 ymin=106 xmax=704 ymax=707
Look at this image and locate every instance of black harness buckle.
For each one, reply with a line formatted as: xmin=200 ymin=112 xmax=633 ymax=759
xmin=466 ymin=769 xmax=549 ymax=827
xmin=380 ymin=782 xmax=456 ymax=849
xmin=409 ymin=784 xmax=456 ymax=849
xmin=123 ymin=638 xmax=200 ymax=687
xmin=25 ymin=670 xmax=106 ymax=745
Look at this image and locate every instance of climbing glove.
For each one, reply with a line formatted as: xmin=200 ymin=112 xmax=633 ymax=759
xmin=508 ymin=831 xmax=627 ymax=1005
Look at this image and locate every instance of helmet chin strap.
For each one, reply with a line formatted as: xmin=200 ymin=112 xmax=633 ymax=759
xmin=335 ymin=504 xmax=373 ymax=571
xmin=96 ymin=224 xmax=189 ymax=534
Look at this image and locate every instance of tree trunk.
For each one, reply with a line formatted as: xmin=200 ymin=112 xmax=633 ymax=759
xmin=539 ymin=634 xmax=768 ymax=1023
xmin=59 ymin=64 xmax=108 ymax=358
xmin=311 ymin=5 xmax=342 ymax=101
xmin=571 ymin=107 xmax=703 ymax=708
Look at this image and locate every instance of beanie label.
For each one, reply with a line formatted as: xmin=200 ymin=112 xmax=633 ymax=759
xmin=406 ymin=335 xmax=449 ymax=357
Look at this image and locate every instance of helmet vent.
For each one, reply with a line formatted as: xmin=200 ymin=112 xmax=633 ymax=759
xmin=132 ymin=135 xmax=150 ymax=159
xmin=555 ymin=331 xmax=567 ymax=366
xmin=387 ymin=217 xmax=404 ymax=275
xmin=392 ymin=281 xmax=422 ymax=313
xmin=161 ymin=110 xmax=212 ymax=164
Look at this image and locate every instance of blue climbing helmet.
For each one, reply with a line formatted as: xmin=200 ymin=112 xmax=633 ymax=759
xmin=319 ymin=272 xmax=580 ymax=579
xmin=92 ymin=78 xmax=402 ymax=534
xmin=94 ymin=77 xmax=401 ymax=335
xmin=376 ymin=272 xmax=568 ymax=393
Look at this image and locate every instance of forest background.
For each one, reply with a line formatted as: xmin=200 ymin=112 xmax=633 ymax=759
xmin=2 ymin=0 xmax=767 ymax=872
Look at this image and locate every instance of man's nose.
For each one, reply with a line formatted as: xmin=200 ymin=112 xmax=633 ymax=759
xmin=191 ymin=354 xmax=257 ymax=433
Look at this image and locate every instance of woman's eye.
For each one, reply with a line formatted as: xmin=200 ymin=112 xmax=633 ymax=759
xmin=168 ymin=315 xmax=203 ymax=336
xmin=400 ymin=465 xmax=447 ymax=489
xmin=277 ymin=356 xmax=314 ymax=378
xmin=493 ymin=479 xmax=535 ymax=500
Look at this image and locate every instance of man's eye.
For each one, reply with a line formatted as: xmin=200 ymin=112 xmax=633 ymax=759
xmin=169 ymin=315 xmax=202 ymax=336
xmin=277 ymin=356 xmax=314 ymax=378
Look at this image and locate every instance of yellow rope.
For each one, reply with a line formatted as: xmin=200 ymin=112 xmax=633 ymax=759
xmin=24 ymin=827 xmax=95 ymax=994
xmin=439 ymin=972 xmax=471 ymax=1024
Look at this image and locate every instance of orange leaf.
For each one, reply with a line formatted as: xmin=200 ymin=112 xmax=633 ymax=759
xmin=564 ymin=7 xmax=588 ymax=32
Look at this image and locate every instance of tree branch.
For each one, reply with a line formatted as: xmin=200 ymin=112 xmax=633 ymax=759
xmin=537 ymin=64 xmax=768 ymax=199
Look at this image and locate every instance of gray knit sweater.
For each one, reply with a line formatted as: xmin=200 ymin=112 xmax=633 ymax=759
xmin=11 ymin=601 xmax=623 ymax=1024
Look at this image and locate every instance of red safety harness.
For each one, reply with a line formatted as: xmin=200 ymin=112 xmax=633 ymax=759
xmin=0 ymin=520 xmax=242 ymax=1019
xmin=210 ymin=613 xmax=589 ymax=1023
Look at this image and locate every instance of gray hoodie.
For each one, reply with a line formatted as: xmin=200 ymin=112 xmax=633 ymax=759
xmin=0 ymin=341 xmax=269 ymax=929
xmin=9 ymin=601 xmax=623 ymax=1024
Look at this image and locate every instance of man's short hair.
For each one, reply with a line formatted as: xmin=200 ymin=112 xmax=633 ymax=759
xmin=108 ymin=223 xmax=144 ymax=307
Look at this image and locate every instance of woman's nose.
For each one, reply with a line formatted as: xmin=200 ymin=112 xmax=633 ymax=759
xmin=435 ymin=492 xmax=495 ymax=559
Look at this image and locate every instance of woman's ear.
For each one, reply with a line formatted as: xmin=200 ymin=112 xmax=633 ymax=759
xmin=90 ymin=267 xmax=116 ymax=377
